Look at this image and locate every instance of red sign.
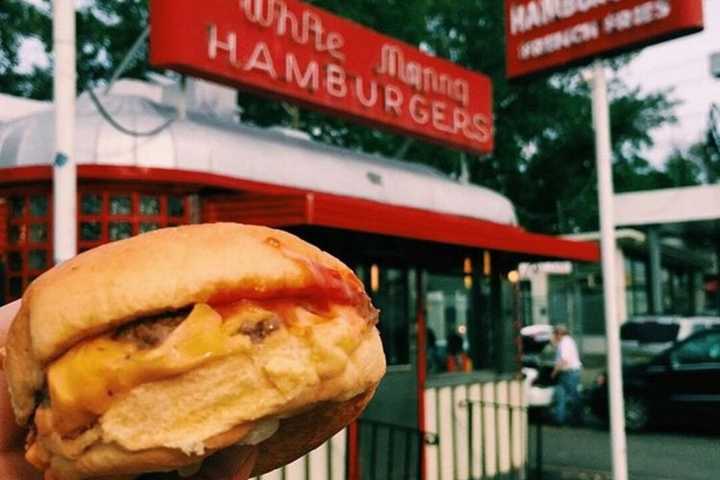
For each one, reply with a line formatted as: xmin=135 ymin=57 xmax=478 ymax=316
xmin=505 ymin=0 xmax=704 ymax=79
xmin=150 ymin=0 xmax=493 ymax=154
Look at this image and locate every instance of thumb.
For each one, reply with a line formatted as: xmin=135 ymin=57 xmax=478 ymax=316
xmin=189 ymin=446 xmax=258 ymax=480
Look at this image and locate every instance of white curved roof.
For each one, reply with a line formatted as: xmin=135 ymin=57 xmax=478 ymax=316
xmin=0 ymin=94 xmax=50 ymax=123
xmin=0 ymin=88 xmax=517 ymax=226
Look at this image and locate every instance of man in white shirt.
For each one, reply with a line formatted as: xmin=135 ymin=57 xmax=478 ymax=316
xmin=551 ymin=324 xmax=582 ymax=425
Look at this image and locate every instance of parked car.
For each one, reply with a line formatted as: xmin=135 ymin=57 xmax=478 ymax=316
xmin=520 ymin=325 xmax=556 ymax=407
xmin=621 ymin=316 xmax=720 ymax=363
xmin=590 ymin=327 xmax=720 ymax=431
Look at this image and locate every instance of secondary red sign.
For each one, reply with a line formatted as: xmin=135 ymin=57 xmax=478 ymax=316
xmin=505 ymin=0 xmax=704 ymax=79
xmin=150 ymin=0 xmax=493 ymax=154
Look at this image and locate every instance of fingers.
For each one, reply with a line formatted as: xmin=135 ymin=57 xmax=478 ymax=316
xmin=0 ymin=301 xmax=25 ymax=452
xmin=230 ymin=448 xmax=257 ymax=480
xmin=0 ymin=302 xmax=261 ymax=480
xmin=0 ymin=451 xmax=43 ymax=479
xmin=189 ymin=446 xmax=258 ymax=480
xmin=0 ymin=300 xmax=21 ymax=346
xmin=0 ymin=371 xmax=24 ymax=451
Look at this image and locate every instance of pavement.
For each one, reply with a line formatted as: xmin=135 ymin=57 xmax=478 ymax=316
xmin=528 ymin=422 xmax=720 ymax=480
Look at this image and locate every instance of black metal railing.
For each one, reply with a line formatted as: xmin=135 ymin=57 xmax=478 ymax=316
xmin=357 ymin=419 xmax=438 ymax=480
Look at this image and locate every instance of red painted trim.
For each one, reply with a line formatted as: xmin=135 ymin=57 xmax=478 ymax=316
xmin=0 ymin=165 xmax=600 ymax=261
xmin=415 ymin=269 xmax=427 ymax=480
xmin=0 ymin=166 xmax=52 ymax=183
xmin=309 ymin=193 xmax=600 ymax=262
xmin=0 ymin=165 xmax=303 ymax=196
xmin=347 ymin=421 xmax=359 ymax=480
xmin=0 ymin=201 xmax=7 ymax=252
xmin=305 ymin=193 xmax=315 ymax=225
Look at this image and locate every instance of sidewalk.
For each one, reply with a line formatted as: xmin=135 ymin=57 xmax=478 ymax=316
xmin=537 ymin=465 xmax=611 ymax=480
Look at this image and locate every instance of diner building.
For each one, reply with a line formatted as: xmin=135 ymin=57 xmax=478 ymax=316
xmin=0 ymin=79 xmax=599 ymax=480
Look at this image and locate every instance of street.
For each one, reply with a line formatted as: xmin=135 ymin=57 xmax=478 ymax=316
xmin=532 ymin=423 xmax=720 ymax=480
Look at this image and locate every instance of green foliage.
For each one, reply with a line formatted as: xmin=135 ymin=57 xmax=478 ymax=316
xmin=0 ymin=0 xmax=52 ymax=98
xmin=663 ymin=131 xmax=720 ymax=185
xmin=76 ymin=0 xmax=151 ymax=89
xmin=0 ymin=0 xmax=692 ymax=234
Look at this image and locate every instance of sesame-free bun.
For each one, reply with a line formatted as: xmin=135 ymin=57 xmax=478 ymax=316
xmin=4 ymin=223 xmax=385 ymax=480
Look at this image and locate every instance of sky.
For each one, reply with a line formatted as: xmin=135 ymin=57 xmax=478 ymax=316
xmin=14 ymin=0 xmax=720 ymax=168
xmin=617 ymin=0 xmax=720 ymax=166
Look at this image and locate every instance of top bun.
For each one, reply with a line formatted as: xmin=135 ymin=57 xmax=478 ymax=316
xmin=5 ymin=223 xmax=368 ymax=425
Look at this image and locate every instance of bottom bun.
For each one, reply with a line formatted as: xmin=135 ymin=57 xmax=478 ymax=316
xmin=252 ymin=386 xmax=376 ymax=476
xmin=47 ymin=388 xmax=376 ymax=480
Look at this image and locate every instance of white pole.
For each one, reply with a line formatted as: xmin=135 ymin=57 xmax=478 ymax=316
xmin=591 ymin=59 xmax=628 ymax=480
xmin=53 ymin=0 xmax=77 ymax=264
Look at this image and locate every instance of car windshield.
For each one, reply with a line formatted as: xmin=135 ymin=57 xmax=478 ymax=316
xmin=621 ymin=322 xmax=680 ymax=344
xmin=522 ymin=335 xmax=550 ymax=355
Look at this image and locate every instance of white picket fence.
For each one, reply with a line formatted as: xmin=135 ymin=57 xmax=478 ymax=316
xmin=253 ymin=377 xmax=527 ymax=480
xmin=253 ymin=429 xmax=347 ymax=480
xmin=424 ymin=378 xmax=527 ymax=480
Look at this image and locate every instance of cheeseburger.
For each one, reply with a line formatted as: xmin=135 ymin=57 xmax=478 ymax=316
xmin=5 ymin=223 xmax=386 ymax=479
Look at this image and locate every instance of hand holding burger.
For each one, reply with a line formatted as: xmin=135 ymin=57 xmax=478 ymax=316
xmin=1 ymin=299 xmax=255 ymax=480
xmin=2 ymin=224 xmax=386 ymax=479
xmin=1 ymin=300 xmax=43 ymax=479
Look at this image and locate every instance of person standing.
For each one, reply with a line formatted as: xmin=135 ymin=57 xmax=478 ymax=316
xmin=445 ymin=333 xmax=473 ymax=373
xmin=551 ymin=324 xmax=583 ymax=425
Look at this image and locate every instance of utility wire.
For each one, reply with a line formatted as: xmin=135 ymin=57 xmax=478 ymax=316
xmin=87 ymin=26 xmax=177 ymax=137
xmin=87 ymin=85 xmax=176 ymax=137
xmin=105 ymin=27 xmax=150 ymax=94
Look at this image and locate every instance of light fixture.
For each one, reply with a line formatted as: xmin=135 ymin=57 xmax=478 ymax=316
xmin=483 ymin=251 xmax=491 ymax=276
xmin=507 ymin=270 xmax=520 ymax=284
xmin=370 ymin=264 xmax=380 ymax=292
xmin=463 ymin=257 xmax=473 ymax=274
xmin=457 ymin=325 xmax=467 ymax=335
xmin=464 ymin=275 xmax=473 ymax=289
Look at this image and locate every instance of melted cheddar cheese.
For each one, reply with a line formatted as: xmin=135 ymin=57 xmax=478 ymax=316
xmin=47 ymin=303 xmax=261 ymax=435
xmin=46 ymin=299 xmax=367 ymax=438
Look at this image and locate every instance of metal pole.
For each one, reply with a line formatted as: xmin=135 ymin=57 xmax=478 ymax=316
xmin=53 ymin=0 xmax=77 ymax=264
xmin=591 ymin=59 xmax=628 ymax=480
xmin=647 ymin=227 xmax=663 ymax=314
xmin=536 ymin=418 xmax=542 ymax=480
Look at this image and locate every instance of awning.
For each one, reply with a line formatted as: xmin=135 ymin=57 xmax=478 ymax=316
xmin=202 ymin=194 xmax=600 ymax=262
xmin=1 ymin=165 xmax=600 ymax=262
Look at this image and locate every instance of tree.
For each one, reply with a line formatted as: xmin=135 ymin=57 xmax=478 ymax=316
xmin=1 ymin=0 xmax=681 ymax=234
xmin=0 ymin=1 xmax=52 ymax=98
xmin=661 ymin=130 xmax=720 ymax=186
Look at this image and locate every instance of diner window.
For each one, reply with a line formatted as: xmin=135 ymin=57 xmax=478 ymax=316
xmin=77 ymin=191 xmax=192 ymax=251
xmin=110 ymin=196 xmax=132 ymax=215
xmin=625 ymin=258 xmax=649 ymax=317
xmin=81 ymin=194 xmax=102 ymax=215
xmin=168 ymin=196 xmax=185 ymax=218
xmin=2 ymin=189 xmax=192 ymax=302
xmin=426 ymin=272 xmax=474 ymax=374
xmin=662 ymin=266 xmax=692 ymax=315
xmin=109 ymin=222 xmax=132 ymax=241
xmin=2 ymin=191 xmax=52 ymax=302
xmin=360 ymin=264 xmax=413 ymax=366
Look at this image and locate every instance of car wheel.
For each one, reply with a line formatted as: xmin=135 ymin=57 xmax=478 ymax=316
xmin=624 ymin=394 xmax=650 ymax=432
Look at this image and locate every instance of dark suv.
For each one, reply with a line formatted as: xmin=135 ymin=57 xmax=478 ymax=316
xmin=589 ymin=328 xmax=720 ymax=431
